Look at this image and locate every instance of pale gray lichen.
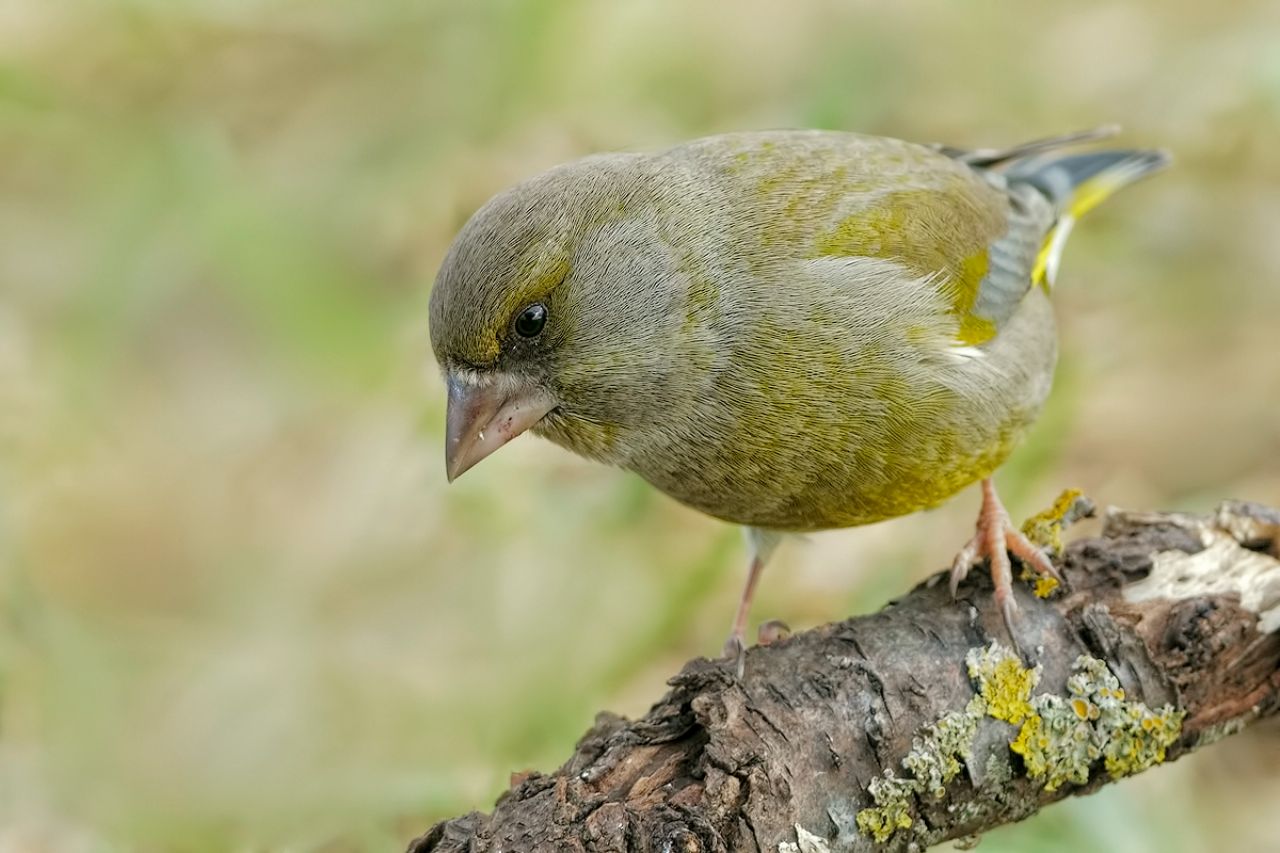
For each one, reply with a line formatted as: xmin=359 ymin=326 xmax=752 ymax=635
xmin=777 ymin=824 xmax=831 ymax=853
xmin=948 ymin=752 xmax=1014 ymax=832
xmin=1009 ymin=693 xmax=1100 ymax=791
xmin=855 ymin=707 xmax=984 ymax=842
xmin=902 ymin=709 xmax=982 ymax=799
xmin=855 ymin=770 xmax=920 ymax=843
xmin=855 ymin=642 xmax=1187 ymax=846
xmin=1011 ymin=654 xmax=1183 ymax=790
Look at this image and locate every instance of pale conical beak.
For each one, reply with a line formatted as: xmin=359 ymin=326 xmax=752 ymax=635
xmin=444 ymin=374 xmax=557 ymax=482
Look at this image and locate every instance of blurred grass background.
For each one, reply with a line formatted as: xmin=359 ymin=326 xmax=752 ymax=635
xmin=1 ymin=0 xmax=1278 ymax=850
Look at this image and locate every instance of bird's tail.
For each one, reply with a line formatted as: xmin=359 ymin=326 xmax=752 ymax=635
xmin=998 ymin=131 xmax=1172 ymax=287
xmin=1006 ymin=146 xmax=1172 ymax=218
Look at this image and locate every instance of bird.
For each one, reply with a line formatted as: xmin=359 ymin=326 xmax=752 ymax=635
xmin=428 ymin=125 xmax=1168 ymax=669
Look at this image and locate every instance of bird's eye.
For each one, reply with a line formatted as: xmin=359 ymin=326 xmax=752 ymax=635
xmin=514 ymin=303 xmax=547 ymax=338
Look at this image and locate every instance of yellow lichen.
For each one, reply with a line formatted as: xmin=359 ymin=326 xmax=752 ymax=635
xmin=1032 ymin=576 xmax=1060 ymax=599
xmin=1071 ymin=698 xmax=1098 ymax=720
xmin=855 ymin=799 xmax=913 ymax=843
xmin=1020 ymin=488 xmax=1095 ymax=556
xmin=1011 ymin=654 xmax=1184 ymax=792
xmin=966 ymin=642 xmax=1039 ymax=724
xmin=1009 ymin=714 xmax=1047 ymax=774
xmin=856 ymin=771 xmax=919 ymax=843
xmin=1018 ymin=489 xmax=1095 ymax=597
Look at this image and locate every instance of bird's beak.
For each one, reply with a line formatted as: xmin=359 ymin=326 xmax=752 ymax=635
xmin=444 ymin=373 xmax=557 ymax=482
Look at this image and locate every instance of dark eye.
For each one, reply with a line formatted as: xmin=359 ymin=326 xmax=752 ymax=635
xmin=514 ymin=303 xmax=547 ymax=338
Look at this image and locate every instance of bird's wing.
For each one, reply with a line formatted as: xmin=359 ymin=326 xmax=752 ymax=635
xmin=794 ymin=139 xmax=1049 ymax=348
xmin=755 ymin=129 xmax=1167 ymax=348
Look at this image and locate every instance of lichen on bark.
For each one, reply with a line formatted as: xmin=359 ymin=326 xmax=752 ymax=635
xmin=410 ymin=502 xmax=1280 ymax=853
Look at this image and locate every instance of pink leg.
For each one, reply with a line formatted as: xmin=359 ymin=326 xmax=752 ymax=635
xmin=722 ymin=554 xmax=766 ymax=677
xmin=950 ymin=478 xmax=1063 ymax=637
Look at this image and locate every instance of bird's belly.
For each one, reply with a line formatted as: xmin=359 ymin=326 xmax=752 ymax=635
xmin=644 ymin=416 xmax=1029 ymax=532
xmin=773 ymin=430 xmax=1021 ymax=531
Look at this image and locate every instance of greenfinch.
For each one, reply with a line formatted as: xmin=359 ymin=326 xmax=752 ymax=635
xmin=429 ymin=126 xmax=1167 ymax=665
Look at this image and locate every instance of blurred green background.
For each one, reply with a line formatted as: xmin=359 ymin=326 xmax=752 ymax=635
xmin=2 ymin=0 xmax=1279 ymax=850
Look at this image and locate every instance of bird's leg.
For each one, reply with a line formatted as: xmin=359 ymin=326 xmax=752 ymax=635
xmin=721 ymin=528 xmax=783 ymax=677
xmin=722 ymin=554 xmax=765 ymax=678
xmin=950 ymin=478 xmax=1064 ymax=638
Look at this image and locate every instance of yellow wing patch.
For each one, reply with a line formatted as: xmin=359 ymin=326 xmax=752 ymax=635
xmin=952 ymin=250 xmax=996 ymax=346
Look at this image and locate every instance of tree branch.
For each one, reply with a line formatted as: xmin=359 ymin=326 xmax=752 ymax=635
xmin=409 ymin=500 xmax=1280 ymax=852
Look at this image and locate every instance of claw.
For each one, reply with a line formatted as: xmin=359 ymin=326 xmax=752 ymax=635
xmin=950 ymin=536 xmax=981 ymax=597
xmin=997 ymin=586 xmax=1018 ymax=638
xmin=721 ymin=634 xmax=746 ymax=679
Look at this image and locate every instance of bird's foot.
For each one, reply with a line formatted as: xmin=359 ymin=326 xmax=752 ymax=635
xmin=720 ymin=620 xmax=790 ymax=678
xmin=950 ymin=478 xmax=1064 ymax=643
xmin=757 ymin=619 xmax=791 ymax=646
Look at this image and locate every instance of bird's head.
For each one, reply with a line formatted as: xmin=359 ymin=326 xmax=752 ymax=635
xmin=429 ymin=154 xmax=713 ymax=481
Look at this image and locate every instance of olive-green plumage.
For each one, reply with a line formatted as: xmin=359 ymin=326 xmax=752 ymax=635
xmin=429 ymin=128 xmax=1167 ymax=533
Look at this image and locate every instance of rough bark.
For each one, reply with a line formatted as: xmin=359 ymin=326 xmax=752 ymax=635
xmin=409 ymin=501 xmax=1280 ymax=853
